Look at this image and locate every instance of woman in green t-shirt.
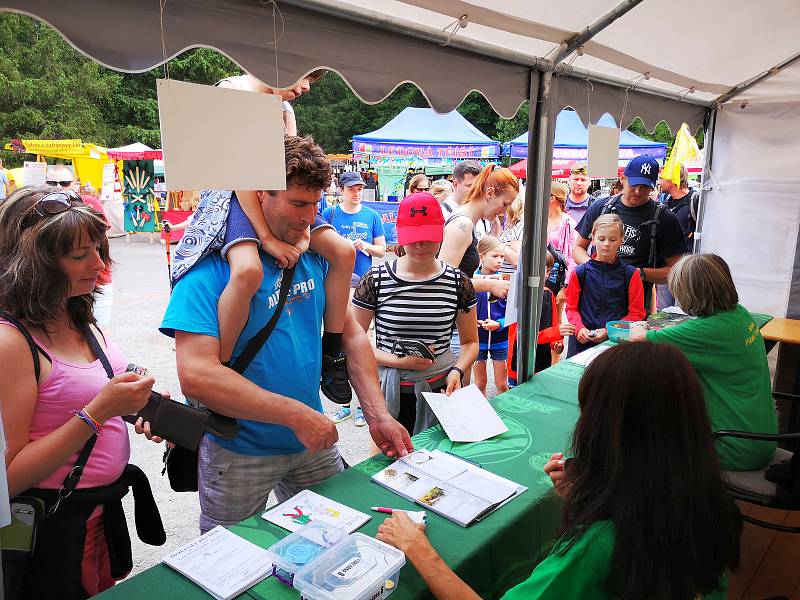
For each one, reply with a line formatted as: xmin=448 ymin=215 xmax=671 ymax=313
xmin=376 ymin=342 xmax=741 ymax=599
xmin=630 ymin=253 xmax=778 ymax=470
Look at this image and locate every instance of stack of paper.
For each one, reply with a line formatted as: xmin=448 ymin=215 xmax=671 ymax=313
xmin=422 ymin=384 xmax=508 ymax=442
xmin=162 ymin=526 xmax=272 ymax=600
xmin=262 ymin=490 xmax=371 ymax=533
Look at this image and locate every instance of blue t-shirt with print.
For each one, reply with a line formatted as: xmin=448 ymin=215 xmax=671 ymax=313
xmin=160 ymin=250 xmax=327 ymax=456
xmin=322 ymin=204 xmax=385 ymax=278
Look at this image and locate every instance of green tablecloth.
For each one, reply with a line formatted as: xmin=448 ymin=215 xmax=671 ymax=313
xmin=97 ymin=360 xmax=585 ymax=600
xmin=96 ymin=311 xmax=773 ymax=600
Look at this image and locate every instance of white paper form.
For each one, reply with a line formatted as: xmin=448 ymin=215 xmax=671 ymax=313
xmin=567 ymin=344 xmax=610 ymax=367
xmin=422 ymin=384 xmax=508 ymax=442
xmin=163 ymin=526 xmax=272 ymax=600
xmin=261 ymin=490 xmax=371 ymax=533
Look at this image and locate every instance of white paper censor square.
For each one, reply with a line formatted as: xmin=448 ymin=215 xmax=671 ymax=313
xmin=587 ymin=125 xmax=620 ymax=179
xmin=157 ymin=79 xmax=286 ymax=191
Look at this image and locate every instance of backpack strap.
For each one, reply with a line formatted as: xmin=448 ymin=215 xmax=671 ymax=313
xmin=0 ymin=310 xmax=51 ymax=381
xmin=640 ymin=203 xmax=664 ymax=268
xmin=688 ymin=189 xmax=700 ymax=225
xmin=599 ymin=194 xmax=622 ymax=215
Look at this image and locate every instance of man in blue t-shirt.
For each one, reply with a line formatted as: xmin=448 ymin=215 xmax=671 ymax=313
xmin=322 ymin=172 xmax=386 ymax=284
xmin=161 ymin=137 xmax=412 ymax=534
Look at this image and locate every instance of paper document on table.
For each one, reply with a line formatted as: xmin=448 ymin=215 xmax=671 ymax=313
xmin=568 ymin=344 xmax=610 ymax=367
xmin=162 ymin=526 xmax=272 ymax=600
xmin=370 ymin=449 xmax=526 ymax=527
xmin=422 ymin=384 xmax=508 ymax=442
xmin=261 ymin=490 xmax=371 ymax=533
xmin=662 ymin=305 xmax=687 ymax=315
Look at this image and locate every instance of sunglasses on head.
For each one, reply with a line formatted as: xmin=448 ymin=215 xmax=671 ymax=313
xmin=570 ymin=167 xmax=587 ymax=175
xmin=33 ymin=189 xmax=83 ymax=217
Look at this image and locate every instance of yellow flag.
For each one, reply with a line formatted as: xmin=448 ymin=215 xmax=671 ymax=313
xmin=661 ymin=123 xmax=700 ymax=186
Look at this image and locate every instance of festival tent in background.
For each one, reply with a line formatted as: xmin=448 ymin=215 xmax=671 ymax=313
xmin=3 ymin=138 xmax=109 ymax=189
xmin=507 ymin=109 xmax=667 ymax=160
xmin=353 ymin=107 xmax=501 ymax=198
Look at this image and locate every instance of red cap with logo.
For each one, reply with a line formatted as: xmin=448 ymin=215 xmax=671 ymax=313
xmin=396 ymin=192 xmax=445 ymax=246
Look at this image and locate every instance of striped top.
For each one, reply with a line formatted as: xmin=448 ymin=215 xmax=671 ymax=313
xmin=353 ymin=260 xmax=477 ymax=357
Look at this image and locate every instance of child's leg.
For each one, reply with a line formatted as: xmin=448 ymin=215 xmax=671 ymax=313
xmin=311 ymin=225 xmax=356 ymax=405
xmin=218 ymin=242 xmax=262 ymax=363
xmin=473 ymin=358 xmax=488 ymax=397
xmin=492 ymin=358 xmax=509 ymax=395
xmin=310 ymin=226 xmax=356 ymax=355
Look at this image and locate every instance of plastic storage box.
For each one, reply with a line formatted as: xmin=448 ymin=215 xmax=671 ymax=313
xmin=266 ymin=521 xmax=348 ymax=586
xmin=605 ymin=320 xmax=631 ymax=342
xmin=293 ymin=533 xmax=406 ymax=600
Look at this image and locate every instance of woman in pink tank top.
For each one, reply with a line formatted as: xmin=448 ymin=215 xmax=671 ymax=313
xmin=0 ymin=187 xmax=158 ymax=597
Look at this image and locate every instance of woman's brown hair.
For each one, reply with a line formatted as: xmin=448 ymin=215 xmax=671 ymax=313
xmin=561 ymin=342 xmax=741 ymax=599
xmin=0 ymin=187 xmax=110 ymax=332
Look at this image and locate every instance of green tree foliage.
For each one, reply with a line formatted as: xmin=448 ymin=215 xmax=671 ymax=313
xmin=0 ymin=12 xmax=240 ymax=166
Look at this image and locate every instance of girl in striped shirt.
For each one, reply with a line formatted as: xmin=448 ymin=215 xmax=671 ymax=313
xmin=352 ymin=193 xmax=478 ymax=434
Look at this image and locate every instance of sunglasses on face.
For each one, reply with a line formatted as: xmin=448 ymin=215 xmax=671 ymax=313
xmin=33 ymin=190 xmax=83 ymax=217
xmin=416 ymin=187 xmax=430 ymax=191
xmin=45 ymin=180 xmax=73 ymax=187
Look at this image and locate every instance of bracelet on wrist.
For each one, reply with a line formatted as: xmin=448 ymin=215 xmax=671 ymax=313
xmin=448 ymin=366 xmax=465 ymax=380
xmin=72 ymin=408 xmax=102 ymax=436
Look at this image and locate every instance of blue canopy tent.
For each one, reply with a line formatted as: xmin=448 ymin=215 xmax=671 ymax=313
xmin=352 ymin=107 xmax=501 ymax=160
xmin=507 ymin=109 xmax=667 ymax=161
xmin=352 ymin=107 xmax=501 ymax=205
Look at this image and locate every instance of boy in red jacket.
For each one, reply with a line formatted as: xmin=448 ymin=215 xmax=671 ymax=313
xmin=565 ymin=214 xmax=645 ymax=357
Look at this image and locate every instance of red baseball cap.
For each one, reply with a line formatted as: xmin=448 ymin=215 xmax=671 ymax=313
xmin=396 ymin=192 xmax=445 ymax=246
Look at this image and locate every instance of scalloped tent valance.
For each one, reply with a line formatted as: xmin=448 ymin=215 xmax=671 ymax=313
xmin=3 ymin=0 xmax=711 ymax=131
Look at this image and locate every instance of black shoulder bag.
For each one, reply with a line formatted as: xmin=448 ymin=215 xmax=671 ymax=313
xmin=164 ymin=265 xmax=296 ymax=492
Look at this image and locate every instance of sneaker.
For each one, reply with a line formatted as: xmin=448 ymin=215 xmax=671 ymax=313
xmin=330 ymin=406 xmax=352 ymax=423
xmin=354 ymin=408 xmax=367 ymax=427
xmin=321 ymin=353 xmax=352 ymax=405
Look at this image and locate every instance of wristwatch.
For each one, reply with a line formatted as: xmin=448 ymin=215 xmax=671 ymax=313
xmin=639 ymin=267 xmax=646 ymax=282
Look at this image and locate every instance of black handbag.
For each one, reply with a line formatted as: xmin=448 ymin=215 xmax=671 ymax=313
xmin=163 ymin=265 xmax=296 ymax=492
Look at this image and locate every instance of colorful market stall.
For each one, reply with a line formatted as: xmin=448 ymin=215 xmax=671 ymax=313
xmin=106 ymin=146 xmax=165 ymax=238
xmin=3 ymin=138 xmax=108 ymax=190
xmin=352 ymin=107 xmax=501 ymax=199
xmin=506 ymin=109 xmax=668 ymax=161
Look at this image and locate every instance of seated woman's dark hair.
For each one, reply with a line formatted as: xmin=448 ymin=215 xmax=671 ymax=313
xmin=0 ymin=186 xmax=110 ymax=332
xmin=561 ymin=342 xmax=741 ymax=599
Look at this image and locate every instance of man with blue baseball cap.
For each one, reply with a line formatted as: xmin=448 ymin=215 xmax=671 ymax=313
xmin=572 ymin=155 xmax=687 ymax=310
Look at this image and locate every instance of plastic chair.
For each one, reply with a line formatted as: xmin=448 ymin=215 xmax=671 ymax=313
xmin=714 ymin=430 xmax=800 ymax=533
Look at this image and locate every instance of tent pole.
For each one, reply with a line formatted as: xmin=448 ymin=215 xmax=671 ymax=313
xmin=714 ymin=50 xmax=800 ymax=106
xmin=519 ymin=69 xmax=558 ymax=382
xmin=692 ymin=107 xmax=717 ymax=254
xmin=553 ymin=0 xmax=647 ymax=63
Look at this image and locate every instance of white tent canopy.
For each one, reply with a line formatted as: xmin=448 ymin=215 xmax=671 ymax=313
xmin=4 ymin=0 xmax=798 ymax=377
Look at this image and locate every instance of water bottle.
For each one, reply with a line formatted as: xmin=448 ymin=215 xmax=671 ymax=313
xmin=548 ymin=261 xmax=560 ymax=285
